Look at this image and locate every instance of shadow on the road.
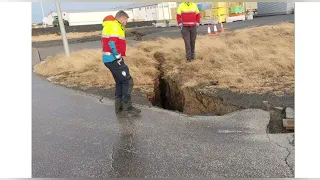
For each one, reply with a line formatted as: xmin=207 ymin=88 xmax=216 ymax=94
xmin=110 ymin=115 xmax=143 ymax=177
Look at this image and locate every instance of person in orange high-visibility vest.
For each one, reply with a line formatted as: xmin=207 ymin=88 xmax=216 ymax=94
xmin=102 ymin=10 xmax=141 ymax=116
xmin=177 ymin=2 xmax=201 ymax=62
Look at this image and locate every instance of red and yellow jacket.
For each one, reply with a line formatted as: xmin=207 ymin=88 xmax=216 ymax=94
xmin=101 ymin=15 xmax=126 ymax=63
xmin=176 ymin=2 xmax=201 ymax=27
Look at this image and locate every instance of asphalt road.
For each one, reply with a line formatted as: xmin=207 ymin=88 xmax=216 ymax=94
xmin=142 ymin=14 xmax=294 ymax=41
xmin=33 ymin=14 xmax=294 ymax=48
xmin=33 ymin=71 xmax=294 ymax=178
xmin=32 ymin=14 xmax=295 ymax=178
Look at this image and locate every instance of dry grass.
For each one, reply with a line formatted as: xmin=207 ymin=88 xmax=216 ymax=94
xmin=34 ymin=22 xmax=294 ymax=94
xmin=32 ymin=31 xmax=101 ymax=42
xmin=33 ymin=48 xmax=159 ymax=94
xmin=142 ymin=22 xmax=294 ymax=94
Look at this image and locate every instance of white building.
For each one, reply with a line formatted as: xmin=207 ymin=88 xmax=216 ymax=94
xmin=66 ymin=10 xmax=133 ymax=26
xmin=46 ymin=12 xmax=57 ymax=26
xmin=45 ymin=10 xmax=133 ymax=26
xmin=46 ymin=11 xmax=70 ymax=26
xmin=124 ymin=2 xmax=178 ymax=21
xmin=257 ymin=2 xmax=294 ymax=16
xmin=158 ymin=2 xmax=178 ymax=20
xmin=45 ymin=2 xmax=178 ymax=26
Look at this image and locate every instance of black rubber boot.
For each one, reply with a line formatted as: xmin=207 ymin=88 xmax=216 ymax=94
xmin=121 ymin=78 xmax=141 ymax=116
xmin=127 ymin=99 xmax=141 ymax=114
xmin=191 ymin=54 xmax=195 ymax=61
xmin=115 ymin=97 xmax=123 ymax=114
xmin=122 ymin=100 xmax=141 ymax=116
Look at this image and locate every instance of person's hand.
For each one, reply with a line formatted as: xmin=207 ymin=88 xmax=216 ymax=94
xmin=115 ymin=54 xmax=121 ymax=60
xmin=196 ymin=23 xmax=200 ymax=28
xmin=179 ymin=23 xmax=183 ymax=29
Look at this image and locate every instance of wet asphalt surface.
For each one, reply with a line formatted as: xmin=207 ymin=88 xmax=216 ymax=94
xmin=32 ymin=14 xmax=295 ymax=178
xmin=33 ymin=72 xmax=294 ymax=177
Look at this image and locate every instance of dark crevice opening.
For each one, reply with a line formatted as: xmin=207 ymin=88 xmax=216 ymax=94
xmin=159 ymin=75 xmax=171 ymax=110
xmin=151 ymin=52 xmax=177 ymax=111
xmin=150 ymin=52 xmax=294 ymax=135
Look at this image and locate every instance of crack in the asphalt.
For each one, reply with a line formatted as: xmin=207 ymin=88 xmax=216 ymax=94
xmin=284 ymin=146 xmax=294 ymax=177
xmin=288 ymin=134 xmax=295 ymax=147
xmin=266 ymin=127 xmax=294 ymax=176
xmin=290 ymin=139 xmax=294 ymax=147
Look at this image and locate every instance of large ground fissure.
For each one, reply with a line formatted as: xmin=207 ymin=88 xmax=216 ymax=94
xmin=33 ymin=23 xmax=295 ymax=133
xmin=149 ymin=52 xmax=294 ymax=133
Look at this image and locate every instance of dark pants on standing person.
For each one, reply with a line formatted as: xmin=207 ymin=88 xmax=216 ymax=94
xmin=104 ymin=58 xmax=133 ymax=111
xmin=181 ymin=26 xmax=197 ymax=61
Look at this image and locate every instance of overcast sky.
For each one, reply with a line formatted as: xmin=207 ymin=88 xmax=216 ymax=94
xmin=32 ymin=2 xmax=132 ymax=23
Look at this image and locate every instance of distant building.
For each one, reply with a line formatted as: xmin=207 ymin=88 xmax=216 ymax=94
xmin=62 ymin=10 xmax=133 ymax=26
xmin=257 ymin=2 xmax=294 ymax=16
xmin=45 ymin=2 xmax=178 ymax=26
xmin=123 ymin=2 xmax=178 ymax=21
xmin=46 ymin=12 xmax=58 ymax=26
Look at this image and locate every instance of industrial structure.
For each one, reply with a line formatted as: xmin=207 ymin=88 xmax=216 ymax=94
xmin=44 ymin=2 xmax=294 ymax=27
xmin=257 ymin=2 xmax=294 ymax=16
xmin=45 ymin=2 xmax=178 ymax=26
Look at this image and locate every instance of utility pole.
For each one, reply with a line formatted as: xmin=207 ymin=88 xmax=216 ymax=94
xmin=55 ymin=2 xmax=70 ymax=57
xmin=40 ymin=3 xmax=46 ymax=27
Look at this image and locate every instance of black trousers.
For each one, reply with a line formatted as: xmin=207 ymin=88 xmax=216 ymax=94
xmin=104 ymin=58 xmax=133 ymax=103
xmin=181 ymin=26 xmax=197 ymax=60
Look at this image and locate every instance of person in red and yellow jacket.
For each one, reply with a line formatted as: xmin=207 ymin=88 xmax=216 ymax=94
xmin=102 ymin=10 xmax=141 ymax=116
xmin=177 ymin=2 xmax=201 ymax=62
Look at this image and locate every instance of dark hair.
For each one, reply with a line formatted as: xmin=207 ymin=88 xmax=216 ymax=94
xmin=115 ymin=10 xmax=129 ymax=19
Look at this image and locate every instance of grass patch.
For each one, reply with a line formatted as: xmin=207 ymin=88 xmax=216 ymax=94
xmin=34 ymin=23 xmax=294 ymax=96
